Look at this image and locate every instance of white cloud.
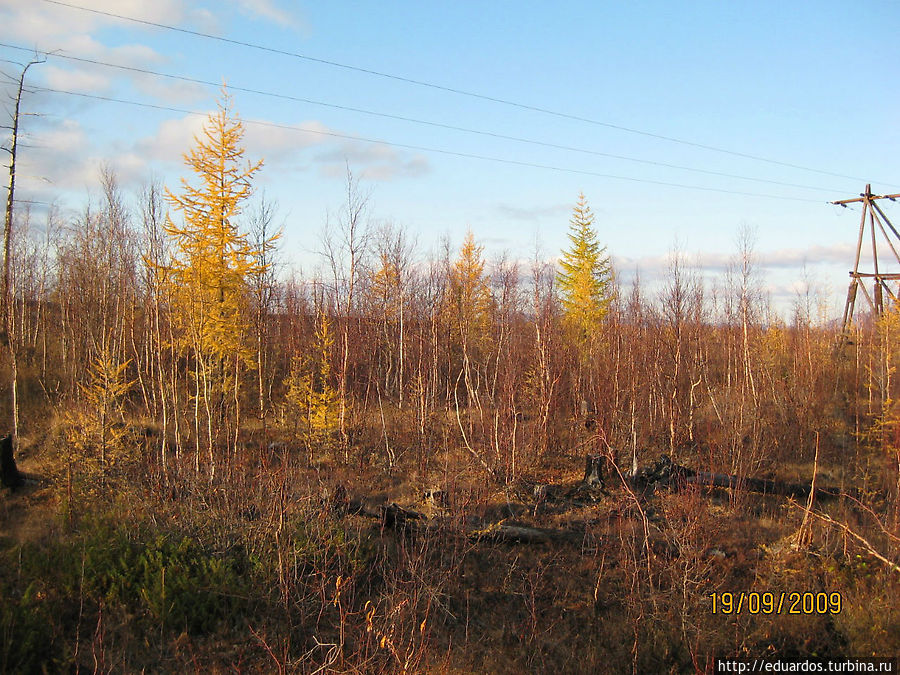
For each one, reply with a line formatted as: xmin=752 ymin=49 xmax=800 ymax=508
xmin=758 ymin=243 xmax=856 ymax=268
xmin=613 ymin=242 xmax=865 ymax=282
xmin=0 ymin=0 xmax=312 ymax=209
xmin=0 ymin=0 xmax=188 ymax=43
xmin=14 ymin=118 xmax=92 ymax=192
xmin=79 ymin=0 xmax=188 ymax=25
xmin=134 ymin=113 xmax=210 ymax=162
xmin=496 ymin=203 xmax=570 ymax=223
xmin=315 ymin=142 xmax=430 ymax=181
xmin=35 ymin=118 xmax=88 ymax=155
xmin=131 ymin=115 xmax=431 ymax=182
xmin=0 ymin=0 xmax=302 ymax=46
xmin=244 ymin=119 xmax=333 ymax=159
xmin=0 ymin=0 xmax=212 ymax=107
xmin=132 ymin=113 xmax=344 ymax=176
xmin=0 ymin=3 xmax=171 ymax=107
xmin=229 ymin=0 xmax=300 ymax=28
xmin=130 ymin=73 xmax=209 ymax=104
xmin=103 ymin=150 xmax=150 ymax=186
xmin=188 ymin=8 xmax=220 ymax=34
xmin=0 ymin=3 xmax=172 ymax=56
xmin=0 ymin=0 xmax=308 ymax=119
xmin=41 ymin=64 xmax=112 ymax=94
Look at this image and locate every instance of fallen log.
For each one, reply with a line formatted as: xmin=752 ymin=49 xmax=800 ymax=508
xmin=684 ymin=471 xmax=847 ymax=500
xmin=378 ymin=503 xmax=423 ymax=529
xmin=632 ymin=455 xmax=855 ymax=501
xmin=335 ymin=496 xmax=424 ymax=528
xmin=333 ymin=490 xmax=562 ymax=544
xmin=627 ymin=454 xmax=692 ymax=495
xmin=468 ymin=522 xmax=553 ymax=544
xmin=324 ymin=448 xmax=860 ymax=550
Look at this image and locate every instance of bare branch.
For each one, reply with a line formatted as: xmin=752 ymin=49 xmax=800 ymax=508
xmin=791 ymin=502 xmax=900 ymax=574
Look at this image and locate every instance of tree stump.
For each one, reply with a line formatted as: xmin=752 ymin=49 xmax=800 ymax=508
xmin=422 ymin=488 xmax=447 ymax=508
xmin=0 ymin=433 xmax=24 ymax=489
xmin=583 ymin=454 xmax=605 ymax=487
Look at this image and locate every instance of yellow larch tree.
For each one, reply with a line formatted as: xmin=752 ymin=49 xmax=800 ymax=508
xmin=162 ymin=89 xmax=274 ymax=470
xmin=284 ymin=311 xmax=339 ymax=459
xmin=64 ymin=348 xmax=135 ymax=491
xmin=371 ymin=254 xmax=402 ymax=324
xmin=557 ymin=193 xmax=612 ymax=337
xmin=448 ymin=230 xmax=493 ymax=407
xmin=557 ymin=193 xmax=613 ymax=420
xmin=369 ymin=251 xmax=403 ymax=399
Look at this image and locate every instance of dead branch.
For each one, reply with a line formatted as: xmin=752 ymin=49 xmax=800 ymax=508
xmin=791 ymin=502 xmax=900 ymax=574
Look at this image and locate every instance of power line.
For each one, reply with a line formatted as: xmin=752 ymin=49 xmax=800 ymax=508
xmin=35 ymin=0 xmax=881 ymax=185
xmin=33 ymin=84 xmax=825 ymax=204
xmin=0 ymin=42 xmax=848 ymax=194
xmin=3 ymin=196 xmax=53 ymax=206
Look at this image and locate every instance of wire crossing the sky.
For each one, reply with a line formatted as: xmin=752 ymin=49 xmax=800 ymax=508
xmin=27 ymin=84 xmax=825 ymax=204
xmin=0 ymin=42 xmax=845 ymax=194
xmin=35 ymin=0 xmax=880 ymax=184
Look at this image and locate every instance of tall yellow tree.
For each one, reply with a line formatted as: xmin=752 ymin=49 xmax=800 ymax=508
xmin=162 ymin=89 xmax=272 ymax=469
xmin=448 ymin=230 xmax=492 ymax=407
xmin=557 ymin=193 xmax=612 ymax=336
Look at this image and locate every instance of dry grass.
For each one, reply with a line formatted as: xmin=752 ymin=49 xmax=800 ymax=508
xmin=1 ymin=397 xmax=899 ymax=673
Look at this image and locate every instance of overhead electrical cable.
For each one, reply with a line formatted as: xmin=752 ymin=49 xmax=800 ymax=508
xmin=13 ymin=198 xmax=52 ymax=206
xmin=36 ymin=0 xmax=879 ymax=184
xmin=0 ymin=42 xmax=847 ymax=193
xmin=31 ymin=85 xmax=825 ymax=204
xmin=0 ymin=189 xmax=54 ymax=207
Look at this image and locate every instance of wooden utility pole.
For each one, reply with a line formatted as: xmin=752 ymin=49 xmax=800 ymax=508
xmin=834 ymin=185 xmax=900 ymax=334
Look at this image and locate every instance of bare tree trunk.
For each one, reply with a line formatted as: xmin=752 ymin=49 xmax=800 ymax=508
xmin=322 ymin=166 xmax=370 ymax=458
xmin=2 ymin=57 xmax=43 ymax=448
xmin=398 ymin=284 xmax=405 ymax=409
xmin=233 ymin=353 xmax=240 ymax=462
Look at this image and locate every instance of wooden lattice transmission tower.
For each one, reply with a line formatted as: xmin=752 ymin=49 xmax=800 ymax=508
xmin=835 ymin=184 xmax=900 ymax=334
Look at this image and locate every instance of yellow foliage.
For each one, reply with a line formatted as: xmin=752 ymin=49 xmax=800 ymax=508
xmin=161 ymin=88 xmax=271 ymax=371
xmin=370 ymin=253 xmax=402 ymax=321
xmin=65 ymin=349 xmax=136 ymax=483
xmin=284 ymin=312 xmax=339 ymax=445
xmin=557 ymin=193 xmax=612 ymax=336
xmin=867 ymin=307 xmax=900 ymax=453
xmin=448 ymin=230 xmax=492 ymax=350
xmin=759 ymin=323 xmax=789 ymax=372
xmin=153 ymin=89 xmax=279 ymax=456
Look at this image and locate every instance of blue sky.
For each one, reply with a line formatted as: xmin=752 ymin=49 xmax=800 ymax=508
xmin=1 ymin=0 xmax=899 ymax=318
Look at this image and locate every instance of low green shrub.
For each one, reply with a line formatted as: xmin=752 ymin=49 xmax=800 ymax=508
xmin=0 ymin=516 xmax=259 ymax=671
xmin=0 ymin=580 xmax=56 ymax=673
xmin=84 ymin=528 xmax=252 ymax=635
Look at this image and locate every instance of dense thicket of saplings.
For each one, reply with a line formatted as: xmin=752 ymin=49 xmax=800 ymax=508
xmin=1 ymin=94 xmax=898 ymax=672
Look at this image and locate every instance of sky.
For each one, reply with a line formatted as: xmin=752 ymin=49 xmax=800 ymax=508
xmin=1 ymin=0 xmax=899 ymax=320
